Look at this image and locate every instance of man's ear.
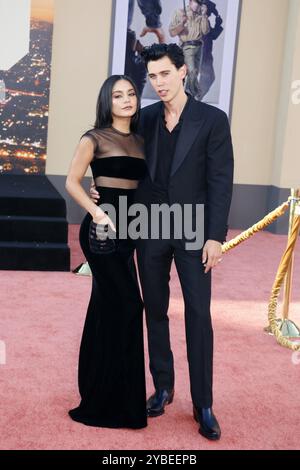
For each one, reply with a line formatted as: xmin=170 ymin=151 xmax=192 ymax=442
xmin=180 ymin=64 xmax=188 ymax=80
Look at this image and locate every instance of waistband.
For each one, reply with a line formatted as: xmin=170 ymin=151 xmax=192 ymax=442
xmin=182 ymin=40 xmax=203 ymax=47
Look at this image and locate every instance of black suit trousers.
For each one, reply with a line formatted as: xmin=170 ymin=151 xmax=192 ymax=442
xmin=136 ymin=238 xmax=213 ymax=408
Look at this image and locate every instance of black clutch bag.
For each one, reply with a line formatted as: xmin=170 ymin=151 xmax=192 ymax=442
xmin=88 ymin=220 xmax=116 ymax=254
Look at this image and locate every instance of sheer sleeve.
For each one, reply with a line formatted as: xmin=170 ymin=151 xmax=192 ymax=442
xmin=80 ymin=130 xmax=98 ymax=154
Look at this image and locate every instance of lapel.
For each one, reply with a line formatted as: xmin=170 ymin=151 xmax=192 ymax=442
xmin=144 ymin=102 xmax=161 ymax=181
xmin=144 ymin=98 xmax=205 ymax=181
xmin=170 ymin=98 xmax=205 ymax=178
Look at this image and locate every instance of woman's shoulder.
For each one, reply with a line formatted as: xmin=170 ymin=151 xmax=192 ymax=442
xmin=79 ymin=128 xmax=103 ymax=153
xmin=80 ymin=127 xmax=101 ymax=139
xmin=80 ymin=127 xmax=109 ymax=147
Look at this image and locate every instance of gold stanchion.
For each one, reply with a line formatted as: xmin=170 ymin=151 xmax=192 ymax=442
xmin=219 ymin=191 xmax=299 ymax=348
xmin=278 ymin=189 xmax=300 ymax=337
xmin=265 ymin=188 xmax=300 ymax=350
xmin=72 ymin=261 xmax=92 ymax=276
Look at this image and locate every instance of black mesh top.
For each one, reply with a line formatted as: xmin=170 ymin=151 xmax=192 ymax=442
xmin=81 ymin=127 xmax=147 ymax=187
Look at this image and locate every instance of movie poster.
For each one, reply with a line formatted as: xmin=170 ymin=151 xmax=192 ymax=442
xmin=111 ymin=0 xmax=241 ymax=116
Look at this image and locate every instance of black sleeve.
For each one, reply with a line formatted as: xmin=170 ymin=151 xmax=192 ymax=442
xmin=206 ymin=111 xmax=234 ymax=243
xmin=137 ymin=109 xmax=146 ymax=137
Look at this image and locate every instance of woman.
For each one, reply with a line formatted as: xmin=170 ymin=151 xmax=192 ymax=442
xmin=66 ymin=75 xmax=147 ymax=429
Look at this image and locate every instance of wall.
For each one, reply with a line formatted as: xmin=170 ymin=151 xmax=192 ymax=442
xmin=46 ymin=0 xmax=113 ymax=221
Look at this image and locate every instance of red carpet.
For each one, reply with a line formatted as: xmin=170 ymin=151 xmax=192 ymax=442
xmin=0 ymin=227 xmax=299 ymax=450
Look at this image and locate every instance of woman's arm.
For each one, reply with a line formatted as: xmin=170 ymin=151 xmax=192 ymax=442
xmin=65 ymin=137 xmax=115 ymax=230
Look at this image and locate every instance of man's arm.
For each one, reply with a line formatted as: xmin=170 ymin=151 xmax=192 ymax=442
xmin=169 ymin=9 xmax=187 ymax=38
xmin=206 ymin=110 xmax=234 ymax=243
xmin=199 ymin=4 xmax=210 ymax=36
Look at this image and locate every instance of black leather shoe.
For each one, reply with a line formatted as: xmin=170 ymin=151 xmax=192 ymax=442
xmin=193 ymin=405 xmax=221 ymax=440
xmin=146 ymin=389 xmax=174 ymax=417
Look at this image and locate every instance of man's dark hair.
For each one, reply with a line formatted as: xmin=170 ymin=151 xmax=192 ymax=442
xmin=141 ymin=43 xmax=185 ymax=70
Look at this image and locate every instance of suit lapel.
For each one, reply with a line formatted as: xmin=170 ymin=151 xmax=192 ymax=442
xmin=144 ymin=98 xmax=205 ymax=181
xmin=145 ymin=103 xmax=161 ymax=181
xmin=170 ymin=100 xmax=205 ymax=178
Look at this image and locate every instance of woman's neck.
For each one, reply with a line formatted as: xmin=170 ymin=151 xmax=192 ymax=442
xmin=111 ymin=118 xmax=131 ymax=134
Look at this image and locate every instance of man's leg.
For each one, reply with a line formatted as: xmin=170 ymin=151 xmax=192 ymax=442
xmin=137 ymin=0 xmax=162 ymax=28
xmin=194 ymin=45 xmax=204 ymax=99
xmin=136 ymin=239 xmax=174 ymax=391
xmin=127 ymin=0 xmax=135 ymax=29
xmin=174 ymin=248 xmax=213 ymax=409
xmin=183 ymin=46 xmax=199 ymax=97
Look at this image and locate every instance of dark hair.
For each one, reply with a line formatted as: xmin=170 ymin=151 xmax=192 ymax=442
xmin=141 ymin=43 xmax=185 ymax=70
xmin=94 ymin=75 xmax=140 ymax=131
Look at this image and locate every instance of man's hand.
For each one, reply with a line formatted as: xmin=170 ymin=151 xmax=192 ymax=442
xmin=181 ymin=14 xmax=188 ymax=25
xmin=202 ymin=240 xmax=222 ymax=274
xmin=90 ymin=181 xmax=100 ymax=204
xmin=140 ymin=26 xmax=166 ymax=43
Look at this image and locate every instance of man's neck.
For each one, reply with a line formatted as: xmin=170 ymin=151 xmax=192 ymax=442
xmin=164 ymin=90 xmax=188 ymax=119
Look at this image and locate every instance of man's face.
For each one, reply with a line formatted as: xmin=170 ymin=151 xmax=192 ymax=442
xmin=190 ymin=0 xmax=200 ymax=13
xmin=147 ymin=56 xmax=187 ymax=103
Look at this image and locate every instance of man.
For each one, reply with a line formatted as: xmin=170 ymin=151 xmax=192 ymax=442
xmin=169 ymin=0 xmax=210 ymax=99
xmin=136 ymin=43 xmax=233 ymax=441
xmin=91 ymin=44 xmax=233 ymax=440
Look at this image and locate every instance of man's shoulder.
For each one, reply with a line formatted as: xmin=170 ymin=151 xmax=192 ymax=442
xmin=140 ymin=101 xmax=162 ymax=118
xmin=192 ymin=99 xmax=228 ymax=122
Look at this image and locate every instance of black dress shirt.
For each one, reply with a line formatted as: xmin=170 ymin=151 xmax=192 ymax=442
xmin=152 ymin=94 xmax=192 ymax=203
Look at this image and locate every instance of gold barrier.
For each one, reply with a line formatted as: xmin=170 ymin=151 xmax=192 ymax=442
xmin=222 ymin=201 xmax=290 ymax=254
xmin=222 ymin=190 xmax=300 ymax=351
xmin=267 ymin=189 xmax=300 ymax=351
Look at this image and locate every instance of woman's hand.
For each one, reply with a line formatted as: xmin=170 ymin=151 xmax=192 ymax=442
xmin=93 ymin=207 xmax=116 ymax=233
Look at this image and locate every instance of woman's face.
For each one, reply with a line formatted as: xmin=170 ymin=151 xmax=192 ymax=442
xmin=111 ymin=79 xmax=138 ymax=119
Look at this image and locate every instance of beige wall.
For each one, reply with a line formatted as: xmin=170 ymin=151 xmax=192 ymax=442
xmin=277 ymin=0 xmax=300 ymax=188
xmin=46 ymin=0 xmax=113 ymax=176
xmin=231 ymin=0 xmax=289 ymax=185
xmin=46 ymin=0 xmax=300 ymax=190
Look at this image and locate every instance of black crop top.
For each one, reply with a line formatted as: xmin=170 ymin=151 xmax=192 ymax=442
xmin=81 ymin=127 xmax=147 ymax=185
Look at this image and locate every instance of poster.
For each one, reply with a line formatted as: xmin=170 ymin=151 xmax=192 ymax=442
xmin=111 ymin=0 xmax=241 ymax=116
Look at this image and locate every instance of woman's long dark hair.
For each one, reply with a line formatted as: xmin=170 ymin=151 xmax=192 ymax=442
xmin=94 ymin=75 xmax=141 ymax=132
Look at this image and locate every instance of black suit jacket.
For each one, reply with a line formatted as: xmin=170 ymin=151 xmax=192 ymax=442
xmin=135 ymin=96 xmax=234 ymax=244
